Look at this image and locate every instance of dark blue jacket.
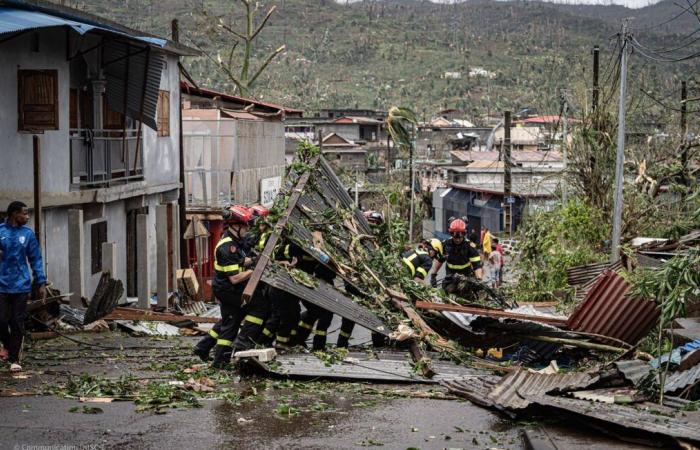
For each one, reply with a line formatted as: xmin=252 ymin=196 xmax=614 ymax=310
xmin=0 ymin=221 xmax=46 ymax=294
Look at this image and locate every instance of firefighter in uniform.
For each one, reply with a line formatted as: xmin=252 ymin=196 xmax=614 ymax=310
xmin=258 ymin=241 xmax=305 ymax=349
xmin=193 ymin=205 xmax=255 ymax=368
xmin=249 ymin=205 xmax=271 ymax=253
xmin=431 ymin=218 xmax=483 ymax=293
xmin=291 ymin=247 xmax=336 ymax=351
xmin=402 ymin=239 xmax=443 ymax=282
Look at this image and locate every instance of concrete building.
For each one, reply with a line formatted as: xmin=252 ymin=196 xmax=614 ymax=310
xmin=0 ymin=1 xmax=197 ymax=305
xmin=320 ymin=133 xmax=367 ymax=171
xmin=428 ymin=150 xmax=564 ymax=234
xmin=179 ymin=84 xmax=295 ymax=292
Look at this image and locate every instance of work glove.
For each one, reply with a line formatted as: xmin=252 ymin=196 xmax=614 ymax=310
xmin=430 ymin=273 xmax=438 ymax=288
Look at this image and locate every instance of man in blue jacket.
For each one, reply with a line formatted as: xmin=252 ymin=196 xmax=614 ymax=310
xmin=0 ymin=201 xmax=46 ymax=372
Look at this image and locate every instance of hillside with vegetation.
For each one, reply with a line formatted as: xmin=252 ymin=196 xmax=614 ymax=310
xmin=63 ymin=0 xmax=700 ymax=127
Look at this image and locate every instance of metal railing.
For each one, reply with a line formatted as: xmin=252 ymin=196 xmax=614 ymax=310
xmin=70 ymin=129 xmax=143 ymax=188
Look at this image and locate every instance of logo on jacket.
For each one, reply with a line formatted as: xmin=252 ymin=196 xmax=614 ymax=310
xmin=19 ymin=236 xmax=26 ymax=245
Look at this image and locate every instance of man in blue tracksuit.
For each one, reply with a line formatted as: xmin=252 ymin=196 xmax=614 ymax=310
xmin=0 ymin=201 xmax=46 ymax=372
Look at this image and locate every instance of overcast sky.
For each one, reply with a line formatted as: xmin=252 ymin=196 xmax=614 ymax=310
xmin=340 ymin=0 xmax=661 ymax=9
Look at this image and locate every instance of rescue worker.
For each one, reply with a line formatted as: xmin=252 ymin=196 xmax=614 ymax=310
xmin=430 ymin=218 xmax=483 ymax=293
xmin=258 ymin=241 xmax=305 ymax=349
xmin=249 ymin=205 xmax=271 ymax=253
xmin=290 ymin=248 xmax=336 ymax=351
xmin=0 ymin=201 xmax=46 ymax=372
xmin=402 ymin=239 xmax=443 ymax=282
xmin=192 ymin=205 xmax=255 ymax=368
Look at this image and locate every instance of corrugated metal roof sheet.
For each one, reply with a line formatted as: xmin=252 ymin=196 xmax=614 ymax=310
xmin=614 ymin=360 xmax=653 ymax=386
xmin=566 ymin=261 xmax=622 ymax=287
xmin=664 ymin=363 xmax=700 ymax=393
xmin=254 ymin=351 xmax=483 ymax=383
xmin=262 ymin=264 xmax=389 ymax=336
xmin=486 ymin=368 xmax=597 ymax=409
xmin=527 ymin=395 xmax=700 ymax=444
xmin=104 ymin=40 xmax=164 ymax=131
xmin=567 ymin=271 xmax=659 ymax=345
xmin=441 ymin=376 xmax=501 ymax=409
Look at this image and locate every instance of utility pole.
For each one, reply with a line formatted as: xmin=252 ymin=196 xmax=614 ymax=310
xmin=561 ymin=92 xmax=569 ymax=204
xmin=592 ymin=45 xmax=600 ymax=112
xmin=504 ymin=110 xmax=513 ymax=235
xmin=681 ymin=80 xmax=689 ymax=185
xmin=408 ymin=125 xmax=416 ymax=242
xmin=173 ymin=18 xmax=188 ymax=269
xmin=611 ymin=23 xmax=629 ymax=263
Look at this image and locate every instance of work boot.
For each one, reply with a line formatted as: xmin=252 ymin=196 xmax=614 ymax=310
xmin=337 ymin=333 xmax=351 ymax=349
xmin=371 ymin=332 xmax=387 ymax=348
xmin=192 ymin=346 xmax=211 ymax=362
xmin=212 ymin=346 xmax=233 ymax=369
xmin=312 ymin=334 xmax=327 ymax=351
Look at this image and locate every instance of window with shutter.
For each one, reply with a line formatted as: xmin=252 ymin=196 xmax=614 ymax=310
xmin=18 ymin=70 xmax=59 ymax=132
xmin=157 ymin=90 xmax=170 ymax=137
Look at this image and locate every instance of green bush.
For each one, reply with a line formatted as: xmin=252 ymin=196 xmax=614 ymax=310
xmin=513 ymin=199 xmax=608 ymax=303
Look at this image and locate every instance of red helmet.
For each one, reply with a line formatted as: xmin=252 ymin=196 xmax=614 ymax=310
xmin=448 ymin=218 xmax=467 ymax=235
xmin=251 ymin=205 xmax=270 ymax=218
xmin=223 ymin=205 xmax=252 ymax=225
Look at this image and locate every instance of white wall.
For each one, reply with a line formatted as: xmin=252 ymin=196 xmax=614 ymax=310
xmin=0 ymin=29 xmax=71 ymax=195
xmin=143 ymin=54 xmax=181 ymax=186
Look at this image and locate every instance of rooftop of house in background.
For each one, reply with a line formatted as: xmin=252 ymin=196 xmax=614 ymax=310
xmin=427 ymin=117 xmax=477 ymax=128
xmin=181 ymin=81 xmax=303 ymax=116
xmin=332 ymin=116 xmax=384 ymax=125
xmin=450 ymin=150 xmax=563 ymax=164
xmin=515 ymin=115 xmax=581 ymax=126
xmin=322 ymin=132 xmax=359 ymax=148
xmin=449 ymin=183 xmax=554 ymax=198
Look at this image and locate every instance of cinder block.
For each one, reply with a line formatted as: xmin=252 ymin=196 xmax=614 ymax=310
xmin=233 ymin=348 xmax=277 ymax=362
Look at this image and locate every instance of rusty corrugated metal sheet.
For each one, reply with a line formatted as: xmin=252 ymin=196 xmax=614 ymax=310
xmin=486 ymin=368 xmax=597 ymax=409
xmin=566 ymin=261 xmax=622 ymax=287
xmin=567 ymin=270 xmax=659 ymax=345
xmin=527 ymin=395 xmax=700 ymax=444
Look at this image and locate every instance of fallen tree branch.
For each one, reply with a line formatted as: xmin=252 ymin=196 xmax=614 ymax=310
xmin=521 ymin=335 xmax=627 ymax=353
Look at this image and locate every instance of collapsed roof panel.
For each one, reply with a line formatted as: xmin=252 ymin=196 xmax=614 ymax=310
xmin=262 ymin=264 xmax=389 ymax=336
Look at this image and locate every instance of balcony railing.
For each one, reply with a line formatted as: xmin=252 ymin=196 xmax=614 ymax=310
xmin=70 ymin=129 xmax=143 ymax=188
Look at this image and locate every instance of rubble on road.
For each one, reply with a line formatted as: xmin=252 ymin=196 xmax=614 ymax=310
xmin=19 ymin=149 xmax=700 ymax=448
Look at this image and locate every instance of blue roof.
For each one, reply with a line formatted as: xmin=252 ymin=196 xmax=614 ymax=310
xmin=0 ymin=7 xmax=165 ymax=46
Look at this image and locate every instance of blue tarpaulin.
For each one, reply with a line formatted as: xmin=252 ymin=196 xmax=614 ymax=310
xmin=0 ymin=7 xmax=165 ymax=46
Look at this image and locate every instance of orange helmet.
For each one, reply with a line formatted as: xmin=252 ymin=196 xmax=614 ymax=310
xmin=222 ymin=205 xmax=252 ymax=225
xmin=448 ymin=218 xmax=467 ymax=235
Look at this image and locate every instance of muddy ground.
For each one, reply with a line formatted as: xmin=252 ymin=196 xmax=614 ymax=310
xmin=0 ymin=332 xmax=650 ymax=450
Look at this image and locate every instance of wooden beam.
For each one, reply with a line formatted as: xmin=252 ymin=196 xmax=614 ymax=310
xmin=242 ymin=155 xmax=320 ymax=302
xmin=102 ymin=307 xmax=218 ymax=323
xmin=414 ymin=301 xmax=568 ymax=328
xmin=388 ymin=294 xmax=456 ymax=354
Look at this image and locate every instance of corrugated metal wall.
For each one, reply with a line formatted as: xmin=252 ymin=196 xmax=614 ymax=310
xmin=233 ymin=120 xmax=285 ymax=204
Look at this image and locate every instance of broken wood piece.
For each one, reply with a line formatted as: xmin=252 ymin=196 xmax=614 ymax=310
xmin=242 ymin=155 xmax=320 ymax=303
xmin=409 ymin=339 xmax=436 ymax=379
xmin=524 ymin=335 xmax=627 ymax=353
xmin=102 ymin=307 xmax=219 ymax=323
xmin=415 ymin=300 xmax=568 ymax=328
xmin=80 ymin=397 xmax=114 ymax=403
xmin=388 ymin=296 xmax=456 ymax=355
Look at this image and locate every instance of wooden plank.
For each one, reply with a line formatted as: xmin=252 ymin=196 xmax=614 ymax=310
xmin=242 ymin=155 xmax=320 ymax=302
xmin=102 ymin=307 xmax=218 ymax=323
xmin=414 ymin=301 xmax=568 ymax=327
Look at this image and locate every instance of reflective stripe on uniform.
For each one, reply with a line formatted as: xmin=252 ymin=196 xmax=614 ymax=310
xmin=470 ymin=256 xmax=481 ymax=263
xmin=447 ymin=262 xmax=471 ymax=270
xmin=284 ymin=244 xmax=291 ymax=260
xmin=298 ymin=321 xmax=313 ymax=330
xmin=262 ymin=328 xmax=273 ymax=337
xmin=339 ymin=330 xmax=352 ymax=338
xmin=402 ymin=255 xmax=417 ymax=276
xmin=416 ymin=267 xmax=428 ymax=278
xmin=244 ymin=315 xmax=264 ymax=325
xmin=314 ymin=329 xmax=327 ymax=336
xmin=257 ymin=232 xmax=269 ymax=251
xmin=214 ymin=236 xmax=241 ymax=273
xmin=214 ymin=262 xmax=241 ymax=273
xmin=208 ymin=329 xmax=219 ymax=339
xmin=291 ymin=329 xmax=298 ymax=335
xmin=216 ymin=339 xmax=233 ymax=347
xmin=276 ymin=335 xmax=290 ymax=343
